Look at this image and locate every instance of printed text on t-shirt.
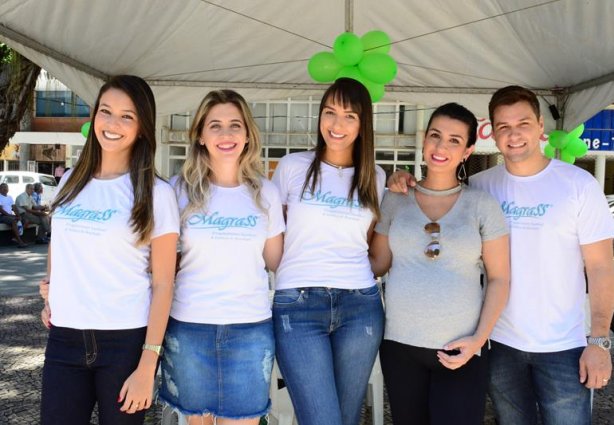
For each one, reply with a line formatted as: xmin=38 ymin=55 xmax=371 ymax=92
xmin=500 ymin=201 xmax=552 ymax=220
xmin=187 ymin=212 xmax=259 ymax=230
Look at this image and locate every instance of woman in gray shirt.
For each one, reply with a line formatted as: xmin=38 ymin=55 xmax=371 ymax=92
xmin=369 ymin=103 xmax=510 ymax=425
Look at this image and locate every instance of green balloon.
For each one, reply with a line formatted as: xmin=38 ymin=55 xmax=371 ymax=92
xmin=566 ymin=139 xmax=588 ymax=157
xmin=308 ymin=52 xmax=342 ymax=82
xmin=358 ymin=53 xmax=397 ymax=84
xmin=333 ymin=32 xmax=363 ymax=66
xmin=361 ymin=77 xmax=385 ymax=103
xmin=568 ymin=123 xmax=585 ymax=139
xmin=361 ymin=30 xmax=391 ymax=54
xmin=544 ymin=143 xmax=556 ymax=159
xmin=548 ymin=130 xmax=567 ymax=149
xmin=80 ymin=121 xmax=91 ymax=138
xmin=560 ymin=149 xmax=576 ymax=164
xmin=336 ymin=66 xmax=363 ymax=82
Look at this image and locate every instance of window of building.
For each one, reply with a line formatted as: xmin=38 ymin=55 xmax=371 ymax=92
xmin=35 ymin=91 xmax=90 ymax=117
xmin=166 ymin=99 xmax=420 ymax=181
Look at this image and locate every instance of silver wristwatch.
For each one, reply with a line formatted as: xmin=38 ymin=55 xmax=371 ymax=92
xmin=587 ymin=336 xmax=612 ymax=351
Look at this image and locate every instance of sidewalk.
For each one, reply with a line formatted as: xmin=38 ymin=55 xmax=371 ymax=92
xmin=0 ymin=244 xmax=612 ymax=424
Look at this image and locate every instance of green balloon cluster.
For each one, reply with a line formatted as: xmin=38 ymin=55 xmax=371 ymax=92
xmin=544 ymin=124 xmax=588 ymax=164
xmin=307 ymin=30 xmax=397 ymax=103
xmin=80 ymin=121 xmax=91 ymax=138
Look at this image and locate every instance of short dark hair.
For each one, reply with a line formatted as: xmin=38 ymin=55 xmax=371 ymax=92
xmin=426 ymin=103 xmax=478 ymax=148
xmin=426 ymin=103 xmax=478 ymax=184
xmin=489 ymin=85 xmax=540 ymax=124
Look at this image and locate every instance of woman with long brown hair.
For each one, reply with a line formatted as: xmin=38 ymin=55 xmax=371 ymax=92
xmin=39 ymin=75 xmax=180 ymax=424
xmin=271 ymin=78 xmax=385 ymax=425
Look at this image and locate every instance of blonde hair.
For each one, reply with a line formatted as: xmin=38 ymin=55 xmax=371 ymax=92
xmin=176 ymin=90 xmax=265 ymax=222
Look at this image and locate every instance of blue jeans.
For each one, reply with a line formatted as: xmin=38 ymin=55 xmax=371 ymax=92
xmin=272 ymin=285 xmax=384 ymax=425
xmin=488 ymin=341 xmax=591 ymax=425
xmin=41 ymin=325 xmax=147 ymax=425
xmin=159 ymin=317 xmax=274 ymax=419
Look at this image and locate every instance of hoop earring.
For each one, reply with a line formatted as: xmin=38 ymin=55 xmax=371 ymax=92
xmin=457 ymin=159 xmax=467 ymax=182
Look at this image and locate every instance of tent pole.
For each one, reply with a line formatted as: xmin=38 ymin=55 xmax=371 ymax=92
xmin=555 ymin=92 xmax=565 ymax=130
xmin=594 ymin=155 xmax=606 ymax=190
xmin=345 ymin=0 xmax=354 ymax=32
xmin=414 ymin=106 xmax=425 ymax=180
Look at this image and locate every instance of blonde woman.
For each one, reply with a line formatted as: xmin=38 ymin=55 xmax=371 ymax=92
xmin=158 ymin=90 xmax=284 ymax=425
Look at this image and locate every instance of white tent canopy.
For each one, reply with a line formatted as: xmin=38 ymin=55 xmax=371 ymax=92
xmin=2 ymin=0 xmax=614 ymax=130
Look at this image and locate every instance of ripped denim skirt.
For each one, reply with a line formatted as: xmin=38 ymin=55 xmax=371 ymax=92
xmin=158 ymin=316 xmax=274 ymax=420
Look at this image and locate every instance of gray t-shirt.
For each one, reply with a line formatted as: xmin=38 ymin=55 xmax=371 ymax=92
xmin=375 ymin=186 xmax=508 ymax=349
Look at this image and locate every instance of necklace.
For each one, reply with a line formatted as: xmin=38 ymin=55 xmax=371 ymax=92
xmin=414 ymin=182 xmax=462 ymax=197
xmin=322 ymin=159 xmax=352 ymax=177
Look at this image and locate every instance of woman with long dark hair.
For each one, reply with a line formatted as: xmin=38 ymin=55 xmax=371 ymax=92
xmin=39 ymin=75 xmax=179 ymax=425
xmin=271 ymin=78 xmax=385 ymax=425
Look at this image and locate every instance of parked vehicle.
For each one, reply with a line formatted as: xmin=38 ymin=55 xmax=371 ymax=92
xmin=0 ymin=171 xmax=58 ymax=205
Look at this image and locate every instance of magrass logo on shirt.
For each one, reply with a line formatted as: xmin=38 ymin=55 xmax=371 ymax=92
xmin=188 ymin=212 xmax=259 ymax=230
xmin=501 ymin=201 xmax=552 ymax=220
xmin=301 ymin=190 xmax=361 ymax=209
xmin=55 ymin=204 xmax=118 ymax=223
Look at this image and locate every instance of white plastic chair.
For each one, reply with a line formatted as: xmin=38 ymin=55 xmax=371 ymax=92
xmin=366 ymin=354 xmax=384 ymax=425
xmin=160 ymin=404 xmax=188 ymax=425
xmin=268 ymin=360 xmax=297 ymax=425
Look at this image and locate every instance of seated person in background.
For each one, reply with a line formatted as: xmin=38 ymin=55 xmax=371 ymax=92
xmin=32 ymin=183 xmax=49 ymax=211
xmin=15 ymin=183 xmax=50 ymax=244
xmin=0 ymin=183 xmax=27 ymax=248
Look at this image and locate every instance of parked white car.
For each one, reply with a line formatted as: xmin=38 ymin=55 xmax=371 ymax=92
xmin=0 ymin=171 xmax=58 ymax=205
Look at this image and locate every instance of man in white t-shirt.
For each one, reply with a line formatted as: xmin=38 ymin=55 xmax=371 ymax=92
xmin=388 ymin=86 xmax=613 ymax=424
xmin=471 ymin=86 xmax=614 ymax=425
xmin=0 ymin=183 xmax=27 ymax=247
xmin=15 ymin=184 xmax=50 ymax=244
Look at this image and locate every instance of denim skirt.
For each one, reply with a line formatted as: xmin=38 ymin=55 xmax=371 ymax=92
xmin=158 ymin=316 xmax=274 ymax=419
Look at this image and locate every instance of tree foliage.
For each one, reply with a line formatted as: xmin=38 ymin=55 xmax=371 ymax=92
xmin=0 ymin=43 xmax=41 ymax=153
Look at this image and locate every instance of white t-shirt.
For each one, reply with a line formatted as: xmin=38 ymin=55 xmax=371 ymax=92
xmin=15 ymin=192 xmax=33 ymax=215
xmin=0 ymin=194 xmax=15 ymax=215
xmin=171 ymin=177 xmax=285 ymax=325
xmin=471 ymin=160 xmax=614 ymax=352
xmin=272 ymin=151 xmax=385 ymax=290
xmin=49 ymin=171 xmax=180 ymax=330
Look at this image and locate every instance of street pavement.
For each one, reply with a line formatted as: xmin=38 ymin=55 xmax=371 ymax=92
xmin=0 ymin=243 xmax=612 ymax=424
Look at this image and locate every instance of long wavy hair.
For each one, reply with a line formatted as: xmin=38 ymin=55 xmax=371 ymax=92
xmin=51 ymin=75 xmax=157 ymax=245
xmin=176 ymin=90 xmax=264 ymax=222
xmin=301 ymin=78 xmax=380 ymax=218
